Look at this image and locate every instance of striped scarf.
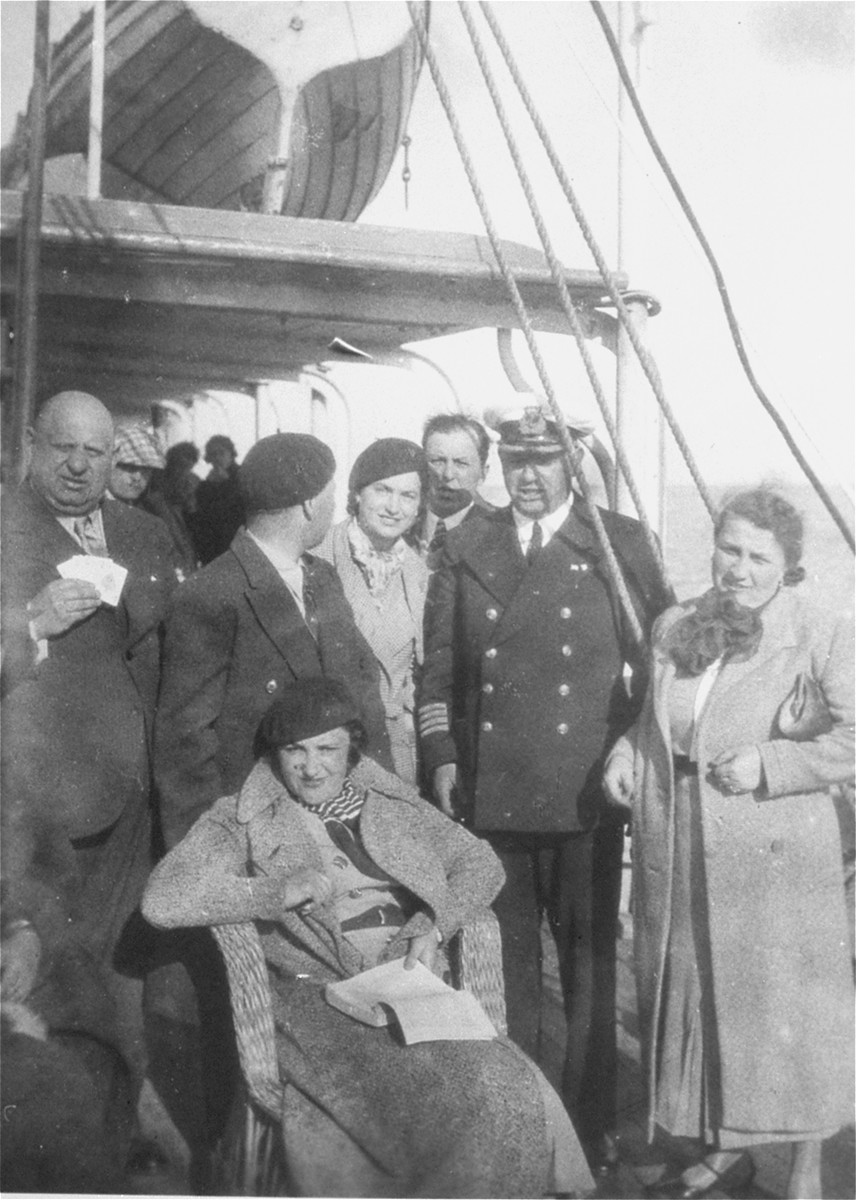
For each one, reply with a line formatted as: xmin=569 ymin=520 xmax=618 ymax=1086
xmin=298 ymin=777 xmax=365 ymax=828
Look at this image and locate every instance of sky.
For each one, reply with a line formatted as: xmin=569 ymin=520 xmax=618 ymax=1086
xmin=1 ymin=0 xmax=854 ymax=518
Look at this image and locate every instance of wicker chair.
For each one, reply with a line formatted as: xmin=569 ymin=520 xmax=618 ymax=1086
xmin=211 ymin=914 xmax=507 ymax=1195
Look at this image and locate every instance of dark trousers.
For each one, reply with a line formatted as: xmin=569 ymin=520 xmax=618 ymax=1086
xmin=487 ymin=817 xmax=624 ymax=1149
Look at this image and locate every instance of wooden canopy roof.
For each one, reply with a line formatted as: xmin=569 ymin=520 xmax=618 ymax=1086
xmin=0 ymin=191 xmax=627 ymax=411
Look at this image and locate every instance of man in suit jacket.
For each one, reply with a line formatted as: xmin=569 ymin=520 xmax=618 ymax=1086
xmin=417 ymin=396 xmax=673 ymax=1169
xmin=410 ymin=413 xmax=495 ymax=569
xmin=155 ymin=432 xmax=391 ymax=850
xmin=1 ymin=391 xmax=177 ymax=1086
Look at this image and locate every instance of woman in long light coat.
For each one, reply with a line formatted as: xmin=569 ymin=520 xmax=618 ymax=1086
xmin=317 ymin=439 xmax=429 ymax=785
xmin=605 ymin=489 xmax=854 ymax=1200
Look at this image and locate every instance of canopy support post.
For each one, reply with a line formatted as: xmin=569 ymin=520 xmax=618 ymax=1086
xmin=11 ymin=0 xmax=51 ymax=479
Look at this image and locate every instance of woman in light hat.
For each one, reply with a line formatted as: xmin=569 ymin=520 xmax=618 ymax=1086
xmin=143 ymin=676 xmax=595 ymax=1199
xmin=317 ymin=438 xmax=429 ymax=785
xmin=108 ymin=423 xmax=165 ymax=506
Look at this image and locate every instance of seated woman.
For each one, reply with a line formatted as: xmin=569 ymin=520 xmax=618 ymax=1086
xmin=143 ymin=677 xmax=594 ymax=1199
xmin=316 ymin=438 xmax=429 ymax=786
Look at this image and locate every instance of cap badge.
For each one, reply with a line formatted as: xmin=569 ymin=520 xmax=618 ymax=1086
xmin=519 ymin=406 xmax=548 ymax=438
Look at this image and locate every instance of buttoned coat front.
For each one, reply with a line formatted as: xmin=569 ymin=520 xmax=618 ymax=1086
xmin=154 ymin=530 xmax=390 ymax=848
xmin=609 ymin=587 xmax=855 ymax=1136
xmin=419 ymin=503 xmax=672 ymax=833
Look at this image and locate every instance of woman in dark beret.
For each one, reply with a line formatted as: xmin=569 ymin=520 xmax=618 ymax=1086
xmin=316 ymin=438 xmax=429 ymax=785
xmin=143 ymin=677 xmax=593 ymax=1198
xmin=604 ymin=488 xmax=854 ymax=1200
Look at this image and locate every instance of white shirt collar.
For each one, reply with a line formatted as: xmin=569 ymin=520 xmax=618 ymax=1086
xmin=512 ymin=494 xmax=573 ymax=550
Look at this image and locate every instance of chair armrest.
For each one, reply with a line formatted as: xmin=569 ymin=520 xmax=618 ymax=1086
xmin=210 ymin=923 xmax=283 ymax=1119
xmin=450 ymin=909 xmax=508 ymax=1035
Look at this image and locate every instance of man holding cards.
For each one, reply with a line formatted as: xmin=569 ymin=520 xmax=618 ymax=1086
xmin=1 ymin=390 xmax=177 ymax=1090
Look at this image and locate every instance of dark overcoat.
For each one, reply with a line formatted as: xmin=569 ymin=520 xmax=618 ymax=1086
xmin=154 ymin=530 xmax=391 ymax=847
xmin=1 ymin=484 xmax=176 ymax=838
xmin=610 ymin=588 xmax=855 ymax=1137
xmin=419 ymin=502 xmax=672 ymax=833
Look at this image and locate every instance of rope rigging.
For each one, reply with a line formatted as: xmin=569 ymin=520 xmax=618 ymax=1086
xmin=478 ymin=0 xmax=718 ymax=523
xmin=588 ymin=0 xmax=855 ymax=555
xmin=457 ymin=0 xmax=667 ymax=585
xmin=406 ymin=0 xmax=648 ymax=651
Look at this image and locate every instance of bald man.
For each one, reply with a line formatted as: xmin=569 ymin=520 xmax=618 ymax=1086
xmin=1 ymin=392 xmax=177 ymax=1087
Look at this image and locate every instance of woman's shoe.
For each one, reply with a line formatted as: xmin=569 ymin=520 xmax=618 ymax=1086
xmin=646 ymin=1152 xmax=754 ymax=1199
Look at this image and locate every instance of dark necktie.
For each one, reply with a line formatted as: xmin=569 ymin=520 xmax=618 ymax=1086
xmin=527 ymin=521 xmax=543 ymax=567
xmin=301 ymin=565 xmax=319 ymax=640
xmin=428 ymin=519 xmax=447 ymax=558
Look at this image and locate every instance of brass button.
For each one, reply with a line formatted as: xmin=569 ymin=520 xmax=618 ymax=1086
xmin=265 ymin=679 xmax=278 ymax=694
xmin=560 ymin=606 xmax=572 ymax=619
xmin=482 ymin=683 xmax=494 ymax=695
xmin=485 ymin=647 xmax=497 ymax=659
xmin=557 ymin=723 xmax=569 ymax=735
xmin=561 ymin=645 xmax=572 ymax=657
xmin=558 ymin=683 xmax=570 ymax=696
xmin=481 ymin=721 xmax=493 ymax=733
xmin=486 ymin=607 xmax=499 ymax=621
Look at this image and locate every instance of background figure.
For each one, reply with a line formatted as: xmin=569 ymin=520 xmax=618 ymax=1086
xmin=0 ymin=391 xmax=176 ymax=1118
xmin=191 ymin=434 xmax=245 ymax=565
xmin=108 ymin=424 xmax=165 ymax=507
xmin=317 ymin=438 xmax=429 ymax=785
xmin=143 ymin=441 xmax=201 ymax=581
xmin=1 ymin=819 xmax=135 ymax=1193
xmin=143 ymin=678 xmax=595 ymax=1200
xmin=418 ymin=396 xmax=672 ymax=1171
xmin=410 ymin=412 xmax=495 ymax=570
xmin=604 ymin=488 xmax=854 ymax=1200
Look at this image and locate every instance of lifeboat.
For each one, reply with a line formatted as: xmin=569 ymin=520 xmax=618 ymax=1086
xmin=2 ymin=0 xmax=427 ymax=221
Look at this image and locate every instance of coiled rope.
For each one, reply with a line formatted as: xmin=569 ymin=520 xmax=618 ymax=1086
xmin=589 ymin=0 xmax=855 ymax=555
xmin=458 ymin=0 xmax=668 ymax=587
xmin=406 ymin=0 xmax=647 ymax=649
xmin=477 ymin=0 xmax=716 ymax=523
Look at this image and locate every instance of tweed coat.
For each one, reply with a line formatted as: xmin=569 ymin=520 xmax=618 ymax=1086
xmin=608 ymin=587 xmax=855 ymax=1137
xmin=419 ymin=501 xmax=673 ymax=833
xmin=154 ymin=530 xmax=391 ymax=848
xmin=316 ymin=520 xmax=428 ymax=780
xmin=1 ymin=484 xmax=177 ymax=838
xmin=142 ymin=756 xmax=591 ymax=1197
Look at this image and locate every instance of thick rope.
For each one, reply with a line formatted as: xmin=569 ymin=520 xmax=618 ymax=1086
xmin=478 ymin=0 xmax=717 ymax=522
xmin=588 ymin=0 xmax=855 ymax=555
xmin=406 ymin=0 xmax=646 ymax=649
xmin=457 ymin=0 xmax=669 ymax=590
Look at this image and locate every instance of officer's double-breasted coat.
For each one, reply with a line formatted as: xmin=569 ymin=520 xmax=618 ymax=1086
xmin=418 ymin=502 xmax=672 ymax=833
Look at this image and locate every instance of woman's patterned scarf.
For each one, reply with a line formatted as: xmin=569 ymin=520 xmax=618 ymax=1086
xmin=667 ymin=589 xmax=765 ymax=677
xmin=297 ymin=776 xmax=394 ymax=882
xmin=348 ymin=519 xmax=406 ymax=597
xmin=298 ymin=776 xmax=364 ymax=828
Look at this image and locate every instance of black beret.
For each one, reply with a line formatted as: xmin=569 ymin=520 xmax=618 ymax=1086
xmin=348 ymin=437 xmax=427 ymax=495
xmin=256 ymin=678 xmax=361 ymax=752
xmin=239 ymin=433 xmax=335 ymax=513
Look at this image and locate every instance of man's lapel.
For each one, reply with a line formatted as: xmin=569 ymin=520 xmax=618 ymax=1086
xmin=462 ymin=508 xmax=527 ymax=611
xmin=232 ymin=532 xmax=322 ymax=676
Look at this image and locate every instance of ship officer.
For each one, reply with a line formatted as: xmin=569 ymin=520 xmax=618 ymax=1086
xmin=417 ymin=395 xmax=673 ymax=1170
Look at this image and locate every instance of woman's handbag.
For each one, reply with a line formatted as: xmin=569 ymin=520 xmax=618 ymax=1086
xmin=775 ymin=672 xmax=833 ymax=741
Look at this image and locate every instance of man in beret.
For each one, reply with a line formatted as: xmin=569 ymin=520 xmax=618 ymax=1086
xmin=417 ymin=396 xmax=673 ymax=1171
xmin=155 ymin=432 xmax=392 ymax=848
